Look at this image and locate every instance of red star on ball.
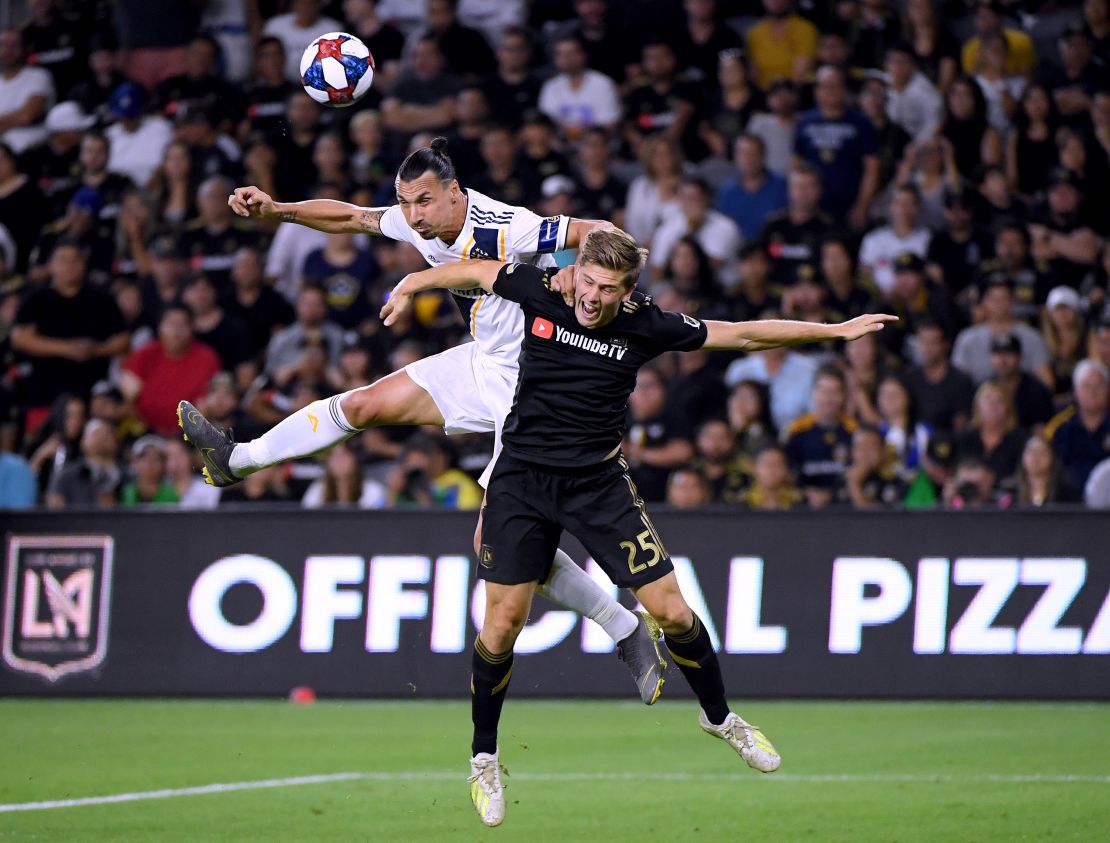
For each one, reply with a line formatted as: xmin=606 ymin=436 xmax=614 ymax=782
xmin=316 ymin=37 xmax=346 ymax=60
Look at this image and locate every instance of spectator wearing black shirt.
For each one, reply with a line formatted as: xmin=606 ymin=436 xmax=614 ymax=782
xmin=11 ymin=241 xmax=128 ymax=419
xmin=222 ymin=246 xmax=294 ymax=355
xmin=763 ymin=164 xmax=833 ymax=284
xmin=820 ymin=237 xmax=878 ymax=324
xmin=940 ymin=75 xmax=1002 ymax=181
xmin=69 ymin=132 xmax=134 ymax=222
xmin=419 ymin=0 xmax=496 ymax=80
xmin=1007 ymin=82 xmax=1059 ymax=202
xmin=956 ymin=380 xmax=1028 ymax=490
xmin=265 ymin=94 xmax=318 ymax=202
xmin=925 ymin=184 xmax=992 ymax=300
xmin=572 ymin=127 xmax=626 ymax=223
xmin=900 ymin=0 xmax=959 ymax=93
xmin=66 ymin=29 xmax=126 ymax=123
xmin=481 ymin=26 xmax=543 ymax=130
xmin=857 ymin=76 xmax=912 ymax=193
xmin=1047 ymin=359 xmax=1110 ymax=490
xmin=0 ymin=143 xmax=50 ymax=273
xmin=519 ymin=110 xmax=572 ymax=187
xmin=180 ymin=176 xmax=258 ymax=290
xmin=1028 ymin=168 xmax=1103 ymax=291
xmin=625 ymin=365 xmax=695 ymax=503
xmin=381 ymin=37 xmax=459 ymax=138
xmin=552 ymin=0 xmax=639 ymax=86
xmin=342 ymin=0 xmax=405 ymax=91
xmin=1015 ymin=433 xmax=1081 ymax=507
xmin=988 ymin=332 xmax=1055 ymax=429
xmin=625 ymin=41 xmax=705 ymax=163
xmin=443 ymin=87 xmax=491 ymax=183
xmin=469 ymin=124 xmax=540 ymax=208
xmin=690 ymin=418 xmax=749 ymax=504
xmin=673 ymin=0 xmax=744 ymax=88
xmin=21 ymin=0 xmax=84 ymax=98
xmin=1046 ymin=25 xmax=1106 ymax=129
xmin=845 ymin=425 xmax=906 ymax=509
xmin=702 ymin=49 xmax=765 ymax=160
xmin=180 ymin=272 xmax=255 ymax=382
xmin=881 ymin=253 xmax=961 ymax=357
xmin=28 ymin=186 xmax=116 ymax=288
xmin=902 ymin=320 xmax=974 ymax=432
xmin=154 ymin=35 xmax=244 ymax=128
xmin=971 ymin=223 xmax=1050 ymax=325
xmin=243 ymin=37 xmax=297 ymax=140
xmin=44 ymin=417 xmax=121 ymax=508
xmin=723 ymin=242 xmax=781 ymax=323
xmin=23 ymin=101 xmax=92 ymax=215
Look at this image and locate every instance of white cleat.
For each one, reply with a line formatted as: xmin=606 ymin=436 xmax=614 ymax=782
xmin=468 ymin=751 xmax=506 ymax=827
xmin=699 ymin=710 xmax=782 ymax=773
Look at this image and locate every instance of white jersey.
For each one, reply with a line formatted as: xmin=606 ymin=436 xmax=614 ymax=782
xmin=378 ymin=188 xmax=570 ymax=367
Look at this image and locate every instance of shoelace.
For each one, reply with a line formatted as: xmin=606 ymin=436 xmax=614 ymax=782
xmin=722 ymin=717 xmax=759 ymax=752
xmin=468 ymin=760 xmax=505 ymax=795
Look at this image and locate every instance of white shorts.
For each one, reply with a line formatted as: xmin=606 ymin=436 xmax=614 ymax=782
xmin=405 ymin=342 xmax=518 ymax=488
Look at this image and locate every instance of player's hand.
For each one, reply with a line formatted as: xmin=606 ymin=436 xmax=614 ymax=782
xmin=548 ymin=264 xmax=577 ymax=306
xmin=380 ymin=277 xmax=415 ymax=326
xmin=228 ymin=186 xmax=277 ymax=219
xmin=836 ymin=314 xmax=898 ymax=342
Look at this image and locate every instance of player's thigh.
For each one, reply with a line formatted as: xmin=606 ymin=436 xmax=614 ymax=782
xmin=405 ymin=344 xmax=498 ymax=435
xmin=479 ymin=457 xmax=562 ymax=587
xmin=631 ymin=572 xmax=694 ymax=634
xmin=562 ymin=463 xmax=674 ymax=591
xmin=341 ymin=369 xmax=444 ymax=427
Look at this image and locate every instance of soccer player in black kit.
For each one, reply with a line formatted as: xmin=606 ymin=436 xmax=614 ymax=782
xmin=382 ymin=229 xmax=895 ymax=827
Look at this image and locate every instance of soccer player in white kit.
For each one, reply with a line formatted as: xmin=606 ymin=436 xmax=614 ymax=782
xmin=178 ymin=138 xmax=667 ymax=702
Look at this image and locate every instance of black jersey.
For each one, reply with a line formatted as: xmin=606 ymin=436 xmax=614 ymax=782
xmin=494 ymin=263 xmax=708 ymax=467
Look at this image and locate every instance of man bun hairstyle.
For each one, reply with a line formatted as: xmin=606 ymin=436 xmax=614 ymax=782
xmin=396 ymin=136 xmax=457 ymax=186
xmin=578 ymin=227 xmax=649 ymax=289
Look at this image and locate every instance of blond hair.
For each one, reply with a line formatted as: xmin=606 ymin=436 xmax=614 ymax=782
xmin=579 ymin=227 xmax=649 ymax=289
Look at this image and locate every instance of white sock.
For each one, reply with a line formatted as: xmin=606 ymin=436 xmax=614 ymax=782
xmin=229 ymin=393 xmax=358 ymax=475
xmin=536 ymin=548 xmax=639 ymax=643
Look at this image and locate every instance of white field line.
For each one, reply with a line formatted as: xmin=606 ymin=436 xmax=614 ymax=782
xmin=2 ymin=771 xmax=1108 ymax=813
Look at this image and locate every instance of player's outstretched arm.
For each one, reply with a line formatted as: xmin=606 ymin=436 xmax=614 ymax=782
xmin=703 ymin=314 xmax=898 ymax=352
xmin=380 ymin=260 xmax=506 ymax=326
xmin=227 ymin=185 xmax=390 ymax=235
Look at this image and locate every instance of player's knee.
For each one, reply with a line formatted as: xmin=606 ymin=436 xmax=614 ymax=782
xmin=649 ymin=599 xmax=694 ymax=635
xmin=482 ymin=609 xmax=526 ymax=651
xmin=340 ymin=388 xmax=377 ymax=429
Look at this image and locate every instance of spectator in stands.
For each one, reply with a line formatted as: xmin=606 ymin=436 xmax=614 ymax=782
xmin=148 ymin=140 xmax=196 ymax=229
xmin=972 ymin=32 xmax=1025 ymax=137
xmin=181 ymin=272 xmax=254 ymax=382
xmin=552 ymin=0 xmax=637 ymax=87
xmin=341 ymin=0 xmax=403 ymax=91
xmin=119 ymin=435 xmax=178 ymax=505
xmin=219 ymin=464 xmax=292 ymax=505
xmin=0 ymin=431 xmax=35 ymax=507
xmin=957 ymin=380 xmax=1026 ymax=490
xmin=952 ymin=276 xmax=1050 ymax=384
xmin=726 ymin=379 xmax=778 ymax=461
xmin=746 ymin=0 xmax=817 ymax=90
xmin=841 ymin=329 xmax=883 ymax=424
xmin=1029 ymin=168 xmax=1103 ymax=291
xmin=1016 ymin=433 xmax=1080 ymax=507
xmin=25 ymin=101 xmax=94 ymax=214
xmin=624 ymin=134 xmax=683 ymax=248
xmin=1042 ymin=286 xmax=1085 ymax=404
xmin=945 ymin=455 xmax=1011 ymax=509
xmin=166 ymin=436 xmax=220 ymax=508
xmin=746 ymin=78 xmax=799 ymax=178
xmin=181 ymin=176 xmax=257 ymax=290
xmin=538 ymin=34 xmax=621 ymax=144
xmin=690 ymin=418 xmax=748 ymax=504
xmin=726 ymin=339 xmax=818 ymax=433
xmin=1048 ymin=359 xmax=1110 ymax=490
xmin=153 ymin=34 xmax=243 ymax=128
xmin=988 ymin=332 xmax=1055 ymax=430
xmin=1006 ymin=82 xmax=1059 ymax=202
xmin=960 ymin=0 xmax=1035 ymax=78
xmin=72 ymin=132 xmax=135 ymax=221
xmin=625 ymin=41 xmax=703 ymax=161
xmin=223 ymin=246 xmax=293 ymax=356
xmin=940 ymin=76 xmax=1002 ymax=179
xmin=0 ymin=142 xmax=50 ymax=273
xmin=12 ymin=241 xmax=128 ymax=426
xmin=572 ymin=127 xmax=625 ymax=225
xmin=105 ymin=84 xmax=173 ymax=191
xmin=28 ymin=185 xmax=117 ymax=288
xmin=859 ymin=183 xmax=932 ymax=297
xmin=265 ymin=286 xmax=343 ymax=383
xmin=44 ymin=418 xmax=120 ymax=508
xmin=302 ymin=441 xmax=386 ymax=508
xmin=650 ymin=177 xmax=741 ymax=277
xmin=1086 ymin=454 xmax=1110 ymax=508
xmin=243 ymin=37 xmax=295 ymax=141
xmin=723 ymin=242 xmax=780 ymax=322
xmin=785 ymin=366 xmax=856 ymax=508
xmin=0 ymin=27 xmax=54 ymax=155
xmin=876 ymin=374 xmax=930 ymax=476
xmin=666 ymin=467 xmax=712 ymax=509
xmin=845 ymin=424 xmax=905 ymax=508
xmin=702 ymin=50 xmax=764 ymax=160
xmin=763 ymin=164 xmax=832 ymax=284
xmin=794 ymin=65 xmax=879 ymax=228
xmin=303 ymin=232 xmax=378 ymax=332
xmin=1047 ymin=24 xmax=1103 ymax=128
xmin=971 ymin=223 xmax=1046 ymax=325
xmin=418 ymin=0 xmax=496 ymax=79
xmin=625 ymin=366 xmax=695 ymax=503
xmin=387 ymin=433 xmax=482 ymax=509
xmin=716 ymin=134 xmax=787 ymax=244
xmin=900 ymin=0 xmax=958 ymax=94
xmin=121 ymin=304 xmax=222 ymax=438
xmin=469 ymin=124 xmax=539 ymax=208
xmin=821 ymin=237 xmax=877 ymax=323
xmin=26 ymin=392 xmax=86 ymax=494
xmin=482 ymin=26 xmax=542 ymax=130
xmin=925 ymin=184 xmax=990 ymax=299
xmin=657 ymin=237 xmax=721 ymax=315
xmin=68 ymin=29 xmax=125 ymax=122
xmin=740 ymin=442 xmax=801 ymax=510
xmin=884 ymin=42 xmax=944 ymax=144
xmin=895 ymin=136 xmax=953 ymax=232
xmin=263 ymin=0 xmax=343 ymax=84
xmin=857 ymin=77 xmax=912 ymax=194
xmin=381 ymin=37 xmax=459 ymax=136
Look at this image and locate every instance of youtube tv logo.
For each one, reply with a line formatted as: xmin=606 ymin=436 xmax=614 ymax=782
xmin=531 ymin=317 xmax=554 ymax=339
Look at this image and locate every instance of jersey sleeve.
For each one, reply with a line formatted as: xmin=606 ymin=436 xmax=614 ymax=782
xmin=646 ymin=305 xmax=709 ymax=354
xmin=506 ymin=207 xmax=570 ymax=257
xmin=491 ymin=262 xmax=553 ymax=308
xmin=378 ymin=205 xmax=411 ymax=243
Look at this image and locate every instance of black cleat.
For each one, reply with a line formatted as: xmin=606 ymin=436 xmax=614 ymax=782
xmin=177 ymin=400 xmax=240 ymax=487
xmin=617 ymin=611 xmax=667 ymax=704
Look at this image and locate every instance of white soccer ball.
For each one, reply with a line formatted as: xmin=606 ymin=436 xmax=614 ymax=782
xmin=300 ymin=32 xmax=375 ymax=108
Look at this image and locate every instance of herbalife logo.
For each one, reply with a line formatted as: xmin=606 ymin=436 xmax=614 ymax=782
xmin=554 ymin=325 xmax=628 ymax=360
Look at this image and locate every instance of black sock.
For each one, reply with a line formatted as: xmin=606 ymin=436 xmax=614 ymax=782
xmin=664 ymin=615 xmax=730 ymax=725
xmin=471 ymin=637 xmax=514 ymax=756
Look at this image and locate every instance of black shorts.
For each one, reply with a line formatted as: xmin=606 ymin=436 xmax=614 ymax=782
xmin=478 ymin=453 xmax=674 ymax=590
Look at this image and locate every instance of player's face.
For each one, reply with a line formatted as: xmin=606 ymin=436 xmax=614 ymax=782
xmin=574 ymin=263 xmax=631 ymax=328
xmin=395 ymin=174 xmax=461 ymax=239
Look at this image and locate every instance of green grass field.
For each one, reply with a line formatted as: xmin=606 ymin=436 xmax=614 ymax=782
xmin=1 ymin=699 xmax=1107 ymax=842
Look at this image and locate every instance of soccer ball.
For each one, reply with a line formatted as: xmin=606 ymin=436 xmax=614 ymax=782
xmin=300 ymin=32 xmax=375 ymax=107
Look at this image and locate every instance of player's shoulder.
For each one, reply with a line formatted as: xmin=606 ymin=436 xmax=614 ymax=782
xmin=465 ymin=188 xmax=523 ymax=224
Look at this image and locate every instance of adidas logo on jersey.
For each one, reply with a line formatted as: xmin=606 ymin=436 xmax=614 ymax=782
xmin=552 ymin=324 xmax=629 ymax=360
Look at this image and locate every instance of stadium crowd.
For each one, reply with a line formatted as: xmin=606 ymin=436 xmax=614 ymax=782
xmin=1 ymin=0 xmax=1109 ymax=511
